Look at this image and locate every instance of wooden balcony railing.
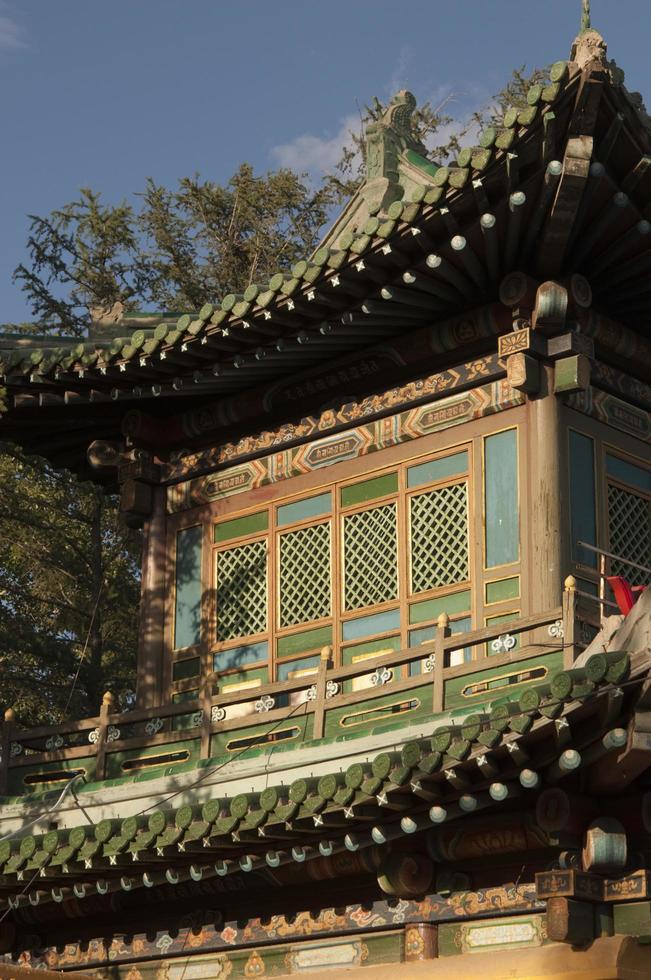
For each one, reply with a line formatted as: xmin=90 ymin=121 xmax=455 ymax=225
xmin=0 ymin=578 xmax=586 ymax=796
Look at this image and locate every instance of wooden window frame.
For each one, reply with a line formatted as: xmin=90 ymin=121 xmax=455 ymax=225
xmin=164 ymin=408 xmax=528 ymax=701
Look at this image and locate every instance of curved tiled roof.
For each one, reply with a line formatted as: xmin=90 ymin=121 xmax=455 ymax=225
xmin=0 ymin=652 xmax=632 ymax=911
xmin=0 ymin=63 xmax=573 ymax=388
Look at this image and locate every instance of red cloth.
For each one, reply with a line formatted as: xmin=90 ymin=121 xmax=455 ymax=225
xmin=607 ymin=576 xmax=647 ymax=615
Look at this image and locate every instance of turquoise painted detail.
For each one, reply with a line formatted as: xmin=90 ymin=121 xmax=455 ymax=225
xmin=342 ymin=608 xmax=401 ymax=641
xmin=407 ymin=450 xmax=468 ymax=489
xmin=606 ymin=454 xmax=651 ymax=493
xmin=174 ymin=525 xmax=202 ymax=649
xmin=484 ymin=429 xmax=519 ymax=567
xmin=214 ymin=641 xmax=268 ymax=672
xmin=404 ymin=148 xmax=441 ymax=178
xmin=570 ymin=432 xmax=597 ymax=566
xmin=277 ymin=491 xmax=332 ymax=526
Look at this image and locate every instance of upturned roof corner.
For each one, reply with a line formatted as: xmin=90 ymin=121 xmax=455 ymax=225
xmin=363 ymin=90 xmax=427 ymax=208
xmin=319 ymin=90 xmax=441 ymax=250
xmin=569 ymin=5 xmax=651 ymax=132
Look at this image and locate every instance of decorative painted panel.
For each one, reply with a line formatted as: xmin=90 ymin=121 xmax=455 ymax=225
xmin=167 ymin=377 xmax=523 ymax=512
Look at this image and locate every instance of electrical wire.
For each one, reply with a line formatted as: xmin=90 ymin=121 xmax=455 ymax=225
xmin=62 ymin=580 xmax=104 ymax=717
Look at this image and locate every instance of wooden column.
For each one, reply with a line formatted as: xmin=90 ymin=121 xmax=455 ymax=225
xmin=0 ymin=709 xmax=15 ymax=796
xmin=136 ymin=485 xmax=167 ymax=708
xmin=432 ymin=614 xmax=450 ymax=713
xmin=312 ymin=646 xmax=332 ymax=740
xmin=527 ymin=364 xmax=566 ymax=614
xmin=563 ymin=576 xmax=578 ymax=667
xmin=94 ymin=691 xmax=113 ymax=781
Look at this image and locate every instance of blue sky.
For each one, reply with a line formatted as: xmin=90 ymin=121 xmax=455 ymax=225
xmin=1 ymin=0 xmax=650 ymax=323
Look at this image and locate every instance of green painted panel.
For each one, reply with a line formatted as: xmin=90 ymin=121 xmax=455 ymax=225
xmin=341 ymin=472 xmax=398 ymax=508
xmin=214 ymin=510 xmax=268 ymax=543
xmin=438 ymin=914 xmax=547 ymax=956
xmin=172 ymin=689 xmax=199 ymax=704
xmin=217 ymin=665 xmax=269 ymax=695
xmin=277 ymin=625 xmax=332 ymax=658
xmin=407 ymin=450 xmax=468 ymax=489
xmin=324 ymin=683 xmax=430 ymax=738
xmin=409 ymin=589 xmax=471 ymax=625
xmin=210 ymin=712 xmax=312 ymax=759
xmin=172 ymin=657 xmax=201 ymax=681
xmin=607 ymin=454 xmax=651 ymax=493
xmin=343 ymin=634 xmax=401 ymax=663
xmin=570 ymin=431 xmax=597 ymax=567
xmin=9 ymin=756 xmax=96 ymax=797
xmin=277 ymin=491 xmax=331 ymax=526
xmin=174 ymin=525 xmax=203 ymax=650
xmin=485 ymin=576 xmax=520 ymax=604
xmin=443 ymin=650 xmax=563 ymax=711
xmin=484 ymin=428 xmax=519 ymax=567
xmin=105 ymin=739 xmax=200 ymax=781
xmin=342 ymin=608 xmax=400 ymax=641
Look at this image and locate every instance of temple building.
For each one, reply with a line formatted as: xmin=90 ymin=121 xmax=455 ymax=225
xmin=0 ymin=9 xmax=650 ymax=980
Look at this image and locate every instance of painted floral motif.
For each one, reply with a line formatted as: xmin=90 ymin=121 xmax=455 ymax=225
xmin=166 ymin=364 xmax=513 ymax=506
xmin=155 ymin=934 xmax=174 ymax=954
xmin=220 ymin=926 xmax=238 ymax=946
xmin=244 ymin=950 xmax=265 ymax=976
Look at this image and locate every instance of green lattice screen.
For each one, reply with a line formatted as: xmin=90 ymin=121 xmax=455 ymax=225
xmin=608 ymin=484 xmax=651 ymax=585
xmin=343 ymin=503 xmax=398 ymax=611
xmin=410 ymin=482 xmax=469 ymax=593
xmin=216 ymin=539 xmax=268 ymax=641
xmin=279 ymin=522 xmax=331 ymax=627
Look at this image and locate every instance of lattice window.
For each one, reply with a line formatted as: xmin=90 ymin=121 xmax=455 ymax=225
xmin=410 ymin=483 xmax=469 ymax=593
xmin=343 ymin=503 xmax=398 ymax=611
xmin=608 ymin=484 xmax=651 ymax=585
xmin=279 ymin=522 xmax=331 ymax=627
xmin=216 ymin=539 xmax=268 ymax=641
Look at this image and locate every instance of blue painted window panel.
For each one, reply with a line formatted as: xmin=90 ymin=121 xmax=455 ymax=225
xmin=570 ymin=432 xmax=597 ymax=567
xmin=174 ymin=526 xmax=203 ymax=650
xmin=277 ymin=492 xmax=332 ymax=527
xmin=214 ymin=641 xmax=268 ymax=673
xmin=407 ymin=450 xmax=468 ymax=489
xmin=484 ymin=429 xmax=519 ymax=568
xmin=342 ymin=608 xmax=401 ymax=642
xmin=276 ymin=655 xmax=320 ymax=681
xmin=606 ymin=454 xmax=651 ymax=493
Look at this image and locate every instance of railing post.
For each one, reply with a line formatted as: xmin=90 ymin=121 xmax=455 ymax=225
xmin=199 ymin=676 xmax=213 ymax=760
xmin=598 ymin=551 xmax=607 ymax=621
xmin=312 ymin=646 xmax=332 ymax=740
xmin=432 ymin=614 xmax=450 ymax=713
xmin=0 ymin=709 xmax=15 ymax=796
xmin=94 ymin=691 xmax=113 ymax=781
xmin=563 ymin=576 xmax=578 ymax=668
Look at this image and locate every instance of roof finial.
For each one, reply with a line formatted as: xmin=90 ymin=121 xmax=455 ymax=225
xmin=581 ymin=0 xmax=591 ymax=31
